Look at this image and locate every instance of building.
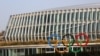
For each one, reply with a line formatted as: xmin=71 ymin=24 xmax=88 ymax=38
xmin=0 ymin=3 xmax=100 ymax=56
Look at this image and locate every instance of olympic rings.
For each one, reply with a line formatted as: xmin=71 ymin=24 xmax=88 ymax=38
xmin=62 ymin=34 xmax=75 ymax=47
xmin=47 ymin=33 xmax=61 ymax=48
xmin=47 ymin=33 xmax=89 ymax=54
xmin=75 ymin=33 xmax=89 ymax=46
xmin=69 ymin=46 xmax=82 ymax=53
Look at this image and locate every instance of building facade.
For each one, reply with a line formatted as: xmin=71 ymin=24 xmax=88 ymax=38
xmin=0 ymin=4 xmax=100 ymax=56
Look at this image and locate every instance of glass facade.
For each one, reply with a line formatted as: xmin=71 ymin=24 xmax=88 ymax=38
xmin=5 ymin=8 xmax=100 ymax=41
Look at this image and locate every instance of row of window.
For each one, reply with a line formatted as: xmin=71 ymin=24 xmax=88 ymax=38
xmin=6 ymin=22 xmax=100 ymax=41
xmin=9 ymin=11 xmax=100 ymax=27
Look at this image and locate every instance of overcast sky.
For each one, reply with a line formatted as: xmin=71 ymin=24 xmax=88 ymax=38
xmin=0 ymin=0 xmax=100 ymax=32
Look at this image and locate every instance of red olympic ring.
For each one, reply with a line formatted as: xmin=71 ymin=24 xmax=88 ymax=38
xmin=75 ymin=33 xmax=89 ymax=46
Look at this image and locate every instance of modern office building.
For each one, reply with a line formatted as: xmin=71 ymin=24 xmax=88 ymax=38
xmin=0 ymin=3 xmax=100 ymax=56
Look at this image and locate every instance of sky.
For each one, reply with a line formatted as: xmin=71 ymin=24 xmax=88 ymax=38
xmin=0 ymin=0 xmax=100 ymax=32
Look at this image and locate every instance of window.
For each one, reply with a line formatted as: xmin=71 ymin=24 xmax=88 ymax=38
xmin=16 ymin=17 xmax=19 ymax=26
xmin=43 ymin=26 xmax=45 ymax=32
xmin=31 ymin=16 xmax=33 ymax=25
xmin=83 ymin=24 xmax=86 ymax=32
xmin=59 ymin=13 xmax=62 ymax=23
xmin=76 ymin=12 xmax=79 ymax=21
xmin=75 ymin=24 xmax=78 ymax=33
xmin=54 ymin=25 xmax=57 ymax=31
xmin=93 ymin=11 xmax=96 ymax=21
xmin=37 ymin=15 xmax=40 ymax=24
xmin=28 ymin=16 xmax=30 ymax=25
xmin=39 ymin=26 xmax=41 ymax=33
xmin=47 ymin=14 xmax=50 ymax=23
xmin=97 ymin=22 xmax=100 ymax=32
xmin=55 ymin=14 xmax=58 ymax=23
xmin=34 ymin=15 xmax=36 ymax=24
xmin=47 ymin=25 xmax=49 ymax=32
xmin=88 ymin=12 xmax=92 ymax=21
xmin=50 ymin=25 xmax=53 ymax=32
xmin=18 ymin=17 xmax=22 ymax=26
xmin=97 ymin=11 xmax=100 ymax=20
xmin=88 ymin=23 xmax=91 ymax=33
xmin=40 ymin=15 xmax=43 ymax=24
xmin=80 ymin=12 xmax=83 ymax=21
xmin=58 ymin=25 xmax=61 ymax=32
xmin=92 ymin=22 xmax=96 ymax=32
xmin=25 ymin=16 xmax=27 ymax=25
xmin=84 ymin=12 xmax=87 ymax=21
xmin=66 ymin=24 xmax=69 ymax=33
xmin=22 ymin=17 xmax=24 ymax=25
xmin=62 ymin=24 xmax=65 ymax=34
xmin=67 ymin=13 xmax=70 ymax=22
xmin=51 ymin=14 xmax=54 ymax=23
xmin=63 ymin=13 xmax=66 ymax=22
xmin=36 ymin=26 xmax=38 ymax=33
xmin=33 ymin=26 xmax=35 ymax=34
xmin=71 ymin=12 xmax=74 ymax=22
xmin=54 ymin=25 xmax=57 ymax=33
xmin=44 ymin=14 xmax=47 ymax=23
xmin=79 ymin=25 xmax=82 ymax=32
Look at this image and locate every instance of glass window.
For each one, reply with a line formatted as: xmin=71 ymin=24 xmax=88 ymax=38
xmin=84 ymin=12 xmax=87 ymax=21
xmin=63 ymin=13 xmax=66 ymax=22
xmin=47 ymin=25 xmax=49 ymax=32
xmin=97 ymin=11 xmax=100 ymax=20
xmin=55 ymin=14 xmax=58 ymax=23
xmin=50 ymin=25 xmax=53 ymax=32
xmin=54 ymin=25 xmax=57 ymax=33
xmin=83 ymin=24 xmax=86 ymax=32
xmin=36 ymin=26 xmax=38 ymax=33
xmin=58 ymin=25 xmax=61 ymax=33
xmin=28 ymin=16 xmax=30 ymax=25
xmin=22 ymin=17 xmax=24 ymax=25
xmin=59 ymin=13 xmax=62 ymax=23
xmin=79 ymin=25 xmax=82 ymax=32
xmin=76 ymin=12 xmax=79 ymax=21
xmin=43 ymin=26 xmax=45 ymax=32
xmin=54 ymin=25 xmax=57 ymax=31
xmin=93 ymin=11 xmax=96 ymax=21
xmin=39 ymin=26 xmax=41 ymax=33
xmin=19 ymin=17 xmax=22 ymax=26
xmin=37 ymin=15 xmax=40 ymax=24
xmin=71 ymin=12 xmax=74 ymax=21
xmin=92 ymin=22 xmax=96 ymax=32
xmin=16 ymin=17 xmax=19 ymax=26
xmin=70 ymin=28 xmax=73 ymax=33
xmin=26 ymin=27 xmax=28 ymax=35
xmin=62 ymin=24 xmax=65 ymax=33
xmin=25 ymin=16 xmax=27 ymax=25
xmin=44 ymin=14 xmax=47 ymax=23
xmin=88 ymin=12 xmax=92 ymax=21
xmin=34 ymin=15 xmax=36 ymax=24
xmin=51 ymin=14 xmax=54 ymax=23
xmin=40 ymin=15 xmax=43 ymax=24
xmin=88 ymin=23 xmax=91 ymax=33
xmin=29 ymin=27 xmax=31 ymax=35
xmin=80 ymin=12 xmax=83 ymax=21
xmin=47 ymin=14 xmax=50 ymax=23
xmin=33 ymin=26 xmax=35 ymax=34
xmin=16 ymin=28 xmax=19 ymax=40
xmin=75 ymin=24 xmax=78 ymax=33
xmin=67 ymin=13 xmax=70 ymax=22
xmin=31 ymin=16 xmax=33 ymax=25
xmin=10 ymin=29 xmax=13 ymax=39
xmin=66 ymin=24 xmax=69 ymax=33
xmin=97 ymin=22 xmax=100 ymax=32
